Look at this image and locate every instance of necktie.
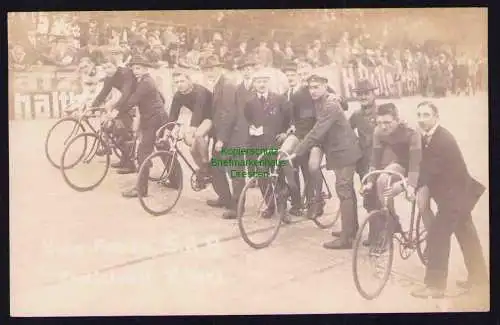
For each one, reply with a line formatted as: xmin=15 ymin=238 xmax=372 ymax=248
xmin=423 ymin=134 xmax=431 ymax=146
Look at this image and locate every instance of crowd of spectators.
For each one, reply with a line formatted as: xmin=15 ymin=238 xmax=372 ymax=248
xmin=8 ymin=12 xmax=487 ymax=96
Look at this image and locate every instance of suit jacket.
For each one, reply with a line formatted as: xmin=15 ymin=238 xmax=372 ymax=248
xmin=125 ymin=73 xmax=167 ymax=129
xmin=419 ymin=125 xmax=485 ymax=214
xmin=228 ymin=81 xmax=254 ymax=148
xmin=294 ymin=93 xmax=361 ymax=170
xmin=244 ymin=92 xmax=291 ymax=147
xmin=92 ymin=66 xmax=137 ymax=113
xmin=212 ymin=74 xmax=239 ymax=144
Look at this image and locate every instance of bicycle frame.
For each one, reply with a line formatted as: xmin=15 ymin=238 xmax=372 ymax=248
xmin=360 ymin=170 xmax=418 ymax=245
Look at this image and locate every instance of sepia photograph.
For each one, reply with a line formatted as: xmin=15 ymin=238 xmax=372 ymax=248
xmin=8 ymin=8 xmax=489 ymax=316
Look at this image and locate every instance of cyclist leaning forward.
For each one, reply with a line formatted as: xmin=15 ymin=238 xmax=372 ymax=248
xmin=165 ymin=67 xmax=214 ymax=188
xmin=91 ymin=54 xmax=137 ymax=174
xmin=359 ymin=102 xmax=422 ymax=245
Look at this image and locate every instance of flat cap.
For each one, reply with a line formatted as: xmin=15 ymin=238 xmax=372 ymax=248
xmin=306 ymin=68 xmax=329 ymax=83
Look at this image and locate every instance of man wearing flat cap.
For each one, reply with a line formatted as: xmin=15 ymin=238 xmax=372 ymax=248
xmin=200 ymin=55 xmax=241 ymax=212
xmin=289 ymin=70 xmax=362 ymax=249
xmin=220 ymin=56 xmax=259 ymax=219
xmin=243 ymin=68 xmax=292 ymax=219
xmin=121 ymin=55 xmax=179 ymax=198
xmin=91 ymin=54 xmax=137 ymax=173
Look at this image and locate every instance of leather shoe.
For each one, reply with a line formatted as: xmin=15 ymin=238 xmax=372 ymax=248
xmin=206 ymin=198 xmax=230 ymax=209
xmin=331 ymin=230 xmax=341 ymax=237
xmin=288 ymin=206 xmax=302 ymax=217
xmin=260 ymin=209 xmax=275 ymax=219
xmin=122 ymin=188 xmax=147 ymax=198
xmin=323 ymin=238 xmax=353 ymax=250
xmin=410 ymin=286 xmax=445 ymax=299
xmin=111 ymin=161 xmax=128 ymax=169
xmin=222 ymin=209 xmax=238 ymax=220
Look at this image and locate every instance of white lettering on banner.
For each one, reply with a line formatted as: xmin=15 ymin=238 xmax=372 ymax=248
xmin=33 ymin=94 xmax=51 ymax=119
xmin=14 ymin=93 xmax=31 ymax=120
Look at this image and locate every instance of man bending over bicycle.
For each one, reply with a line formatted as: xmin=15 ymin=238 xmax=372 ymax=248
xmin=91 ymin=55 xmax=137 ymax=174
xmin=360 ymin=103 xmax=422 ymax=245
xmin=165 ymin=69 xmax=213 ymax=186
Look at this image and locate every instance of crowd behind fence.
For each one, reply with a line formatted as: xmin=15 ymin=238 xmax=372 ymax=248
xmin=8 ymin=11 xmax=488 ymax=120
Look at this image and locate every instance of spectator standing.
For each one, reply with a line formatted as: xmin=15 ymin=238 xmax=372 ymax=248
xmin=272 ymin=41 xmax=286 ymax=69
xmin=255 ymin=40 xmax=273 ymax=67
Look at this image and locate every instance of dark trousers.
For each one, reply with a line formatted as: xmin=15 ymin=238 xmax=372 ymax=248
xmin=419 ymin=76 xmax=429 ymax=96
xmin=424 ymin=206 xmax=488 ymax=290
xmin=137 ymin=116 xmax=180 ymax=194
xmin=287 ymin=151 xmax=310 ymax=208
xmin=210 ymin=144 xmax=245 ymax=209
xmin=109 ymin=111 xmax=134 ymax=164
xmin=333 ymin=165 xmax=358 ymax=241
xmin=355 ymin=152 xmax=378 ymax=212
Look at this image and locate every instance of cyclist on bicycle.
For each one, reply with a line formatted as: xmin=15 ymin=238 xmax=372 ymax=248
xmin=165 ymin=68 xmax=213 ymax=185
xmin=360 ymin=103 xmax=422 ymax=244
xmin=243 ymin=68 xmax=292 ymax=219
xmin=91 ymin=55 xmax=137 ymax=174
xmin=121 ymin=55 xmax=174 ymax=198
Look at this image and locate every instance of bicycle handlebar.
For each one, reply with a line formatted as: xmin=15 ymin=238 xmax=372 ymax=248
xmin=256 ymin=149 xmax=295 ymax=169
xmin=155 ymin=122 xmax=183 ymax=140
xmin=361 ymin=169 xmax=412 ymax=196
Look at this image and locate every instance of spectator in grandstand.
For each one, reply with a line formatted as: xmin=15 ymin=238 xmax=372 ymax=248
xmin=183 ymin=39 xmax=202 ymax=69
xmin=416 ymin=51 xmax=430 ymax=97
xmin=40 ymin=35 xmax=77 ymax=67
xmin=272 ymin=41 xmax=286 ymax=69
xmin=234 ymin=40 xmax=248 ymax=59
xmin=9 ymin=43 xmax=32 ymax=71
xmin=255 ymin=40 xmax=273 ymax=68
xmin=137 ymin=22 xmax=148 ymax=40
xmin=161 ymin=26 xmax=179 ymax=49
xmin=284 ymin=40 xmax=294 ymax=60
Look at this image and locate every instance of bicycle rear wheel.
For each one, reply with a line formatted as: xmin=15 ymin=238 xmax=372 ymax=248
xmin=352 ymin=210 xmax=395 ymax=300
xmin=137 ymin=151 xmax=183 ymax=216
xmin=45 ymin=117 xmax=86 ymax=169
xmin=238 ymin=176 xmax=285 ymax=249
xmin=60 ymin=132 xmax=110 ymax=192
xmin=415 ymin=212 xmax=428 ymax=266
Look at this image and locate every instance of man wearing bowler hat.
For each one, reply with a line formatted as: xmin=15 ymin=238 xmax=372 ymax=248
xmin=121 ymin=55 xmax=179 ymax=198
xmin=201 ymin=55 xmax=241 ymax=212
xmin=289 ymin=70 xmax=362 ymax=249
xmin=221 ymin=56 xmax=259 ymax=219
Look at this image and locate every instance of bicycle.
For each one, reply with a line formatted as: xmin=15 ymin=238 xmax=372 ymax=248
xmin=352 ymin=170 xmax=428 ymax=300
xmin=59 ymin=107 xmax=148 ymax=192
xmin=136 ymin=121 xmax=213 ymax=216
xmin=45 ymin=104 xmax=123 ymax=169
xmin=237 ymin=149 xmax=341 ymax=249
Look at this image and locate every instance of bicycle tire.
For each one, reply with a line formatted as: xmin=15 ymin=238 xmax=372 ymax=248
xmin=352 ymin=210 xmax=395 ymax=300
xmin=237 ymin=176 xmax=284 ymax=249
xmin=137 ymin=151 xmax=183 ymax=216
xmin=45 ymin=117 xmax=86 ymax=169
xmin=60 ymin=132 xmax=110 ymax=192
xmin=415 ymin=212 xmax=428 ymax=266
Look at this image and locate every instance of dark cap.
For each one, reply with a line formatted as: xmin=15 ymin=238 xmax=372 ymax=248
xmin=236 ymin=56 xmax=258 ymax=70
xmin=128 ymin=55 xmax=156 ymax=68
xmin=306 ymin=69 xmax=328 ymax=83
xmin=281 ymin=60 xmax=297 ymax=72
xmin=200 ymin=55 xmax=224 ymax=69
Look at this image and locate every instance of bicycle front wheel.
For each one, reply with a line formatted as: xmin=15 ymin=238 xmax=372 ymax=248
xmin=237 ymin=176 xmax=284 ymax=249
xmin=60 ymin=132 xmax=110 ymax=192
xmin=45 ymin=117 xmax=86 ymax=169
xmin=137 ymin=151 xmax=183 ymax=216
xmin=415 ymin=212 xmax=428 ymax=266
xmin=352 ymin=210 xmax=395 ymax=300
xmin=311 ymin=166 xmax=341 ymax=229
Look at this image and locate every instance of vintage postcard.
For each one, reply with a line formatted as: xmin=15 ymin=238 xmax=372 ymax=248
xmin=9 ymin=8 xmax=488 ymax=316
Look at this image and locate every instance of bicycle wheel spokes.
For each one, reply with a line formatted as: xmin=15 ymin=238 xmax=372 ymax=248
xmin=45 ymin=117 xmax=85 ymax=169
xmin=352 ymin=210 xmax=395 ymax=300
xmin=60 ymin=132 xmax=110 ymax=192
xmin=238 ymin=176 xmax=283 ymax=249
xmin=415 ymin=213 xmax=429 ymax=266
xmin=312 ymin=169 xmax=341 ymax=229
xmin=137 ymin=151 xmax=183 ymax=216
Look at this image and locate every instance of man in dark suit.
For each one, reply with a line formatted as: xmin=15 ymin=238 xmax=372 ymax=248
xmin=290 ymin=70 xmax=362 ymax=249
xmin=221 ymin=56 xmax=258 ymax=219
xmin=91 ymin=55 xmax=137 ymax=173
xmin=120 ymin=55 xmax=174 ymax=198
xmin=411 ymin=101 xmax=488 ymax=298
xmin=201 ymin=55 xmax=240 ymax=211
xmin=244 ymin=69 xmax=292 ymax=218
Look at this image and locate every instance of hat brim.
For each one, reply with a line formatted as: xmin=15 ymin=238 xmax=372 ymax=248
xmin=201 ymin=63 xmax=224 ymax=69
xmin=128 ymin=61 xmax=156 ymax=68
xmin=306 ymin=75 xmax=328 ymax=83
xmin=352 ymin=86 xmax=378 ymax=92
